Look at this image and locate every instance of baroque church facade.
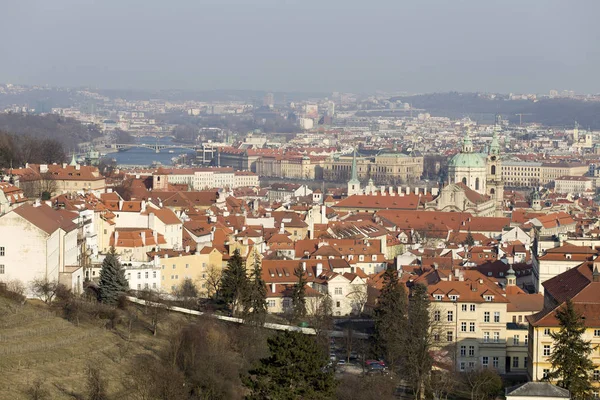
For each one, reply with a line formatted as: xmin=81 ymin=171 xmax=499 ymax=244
xmin=425 ymin=131 xmax=505 ymax=217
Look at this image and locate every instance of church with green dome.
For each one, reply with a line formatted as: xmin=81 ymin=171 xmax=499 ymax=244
xmin=441 ymin=130 xmax=505 ymax=217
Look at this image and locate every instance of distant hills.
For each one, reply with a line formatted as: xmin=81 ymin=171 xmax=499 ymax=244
xmin=392 ymin=92 xmax=600 ymax=129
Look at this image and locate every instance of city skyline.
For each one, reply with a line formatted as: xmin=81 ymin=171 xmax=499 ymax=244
xmin=1 ymin=0 xmax=599 ymax=94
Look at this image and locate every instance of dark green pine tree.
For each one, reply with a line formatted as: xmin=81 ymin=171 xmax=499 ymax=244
xmin=244 ymin=331 xmax=337 ymax=400
xmin=547 ymin=299 xmax=595 ymax=400
xmin=245 ymin=254 xmax=268 ymax=327
xmin=220 ymin=249 xmax=248 ymax=316
xmin=404 ymin=283 xmax=433 ymax=400
xmin=373 ymin=266 xmax=407 ymax=372
xmin=98 ymin=248 xmax=129 ymax=305
xmin=463 ymin=230 xmax=475 ymax=247
xmin=291 ymin=265 xmax=307 ymax=323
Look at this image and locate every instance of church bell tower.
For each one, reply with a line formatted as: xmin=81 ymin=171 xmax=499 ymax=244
xmin=486 ymin=131 xmax=504 ymax=217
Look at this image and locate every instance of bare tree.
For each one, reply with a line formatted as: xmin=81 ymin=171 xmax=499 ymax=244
xmin=30 ymin=278 xmax=59 ymax=303
xmin=85 ymin=364 xmax=108 ymax=400
xmin=204 ymin=264 xmax=223 ymax=299
xmin=463 ymin=368 xmax=503 ymax=400
xmin=144 ymin=291 xmax=169 ymax=336
xmin=348 ymin=284 xmax=368 ymax=315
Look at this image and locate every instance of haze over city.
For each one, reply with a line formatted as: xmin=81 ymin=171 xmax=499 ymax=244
xmin=2 ymin=0 xmax=600 ymax=93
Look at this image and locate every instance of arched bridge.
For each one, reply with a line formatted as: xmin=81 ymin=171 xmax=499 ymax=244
xmin=109 ymin=143 xmax=198 ymax=153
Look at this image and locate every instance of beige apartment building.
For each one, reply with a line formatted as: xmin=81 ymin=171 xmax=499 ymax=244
xmin=415 ymin=268 xmax=542 ymax=375
xmin=528 ymin=261 xmax=600 ymax=396
xmin=323 ymin=152 xmax=423 ymax=184
xmin=255 ymin=155 xmax=325 ymax=180
xmin=502 ymin=161 xmax=587 ymax=187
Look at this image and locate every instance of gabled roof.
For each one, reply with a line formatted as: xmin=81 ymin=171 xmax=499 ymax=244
xmin=13 ymin=204 xmax=78 ymax=234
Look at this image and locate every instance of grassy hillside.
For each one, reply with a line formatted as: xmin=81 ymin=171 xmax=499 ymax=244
xmin=0 ymin=296 xmax=182 ymax=400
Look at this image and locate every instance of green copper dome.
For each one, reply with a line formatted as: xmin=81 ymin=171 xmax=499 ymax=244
xmin=448 ymin=152 xmax=485 ymax=168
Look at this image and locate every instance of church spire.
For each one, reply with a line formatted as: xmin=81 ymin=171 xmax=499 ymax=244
xmin=489 ymin=131 xmax=500 ymax=155
xmin=350 ymin=148 xmax=358 ymax=182
xmin=69 ymin=152 xmax=77 ymax=166
xmin=347 ymin=148 xmax=361 ymax=196
xmin=461 ymin=130 xmax=473 ymax=153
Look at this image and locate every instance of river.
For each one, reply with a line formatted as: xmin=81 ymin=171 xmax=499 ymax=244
xmin=104 ymin=136 xmax=196 ymax=167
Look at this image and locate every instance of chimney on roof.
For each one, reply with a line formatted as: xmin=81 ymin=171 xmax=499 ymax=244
xmin=380 ymin=186 xmax=386 ymax=195
xmin=153 ymin=230 xmax=158 ymax=243
xmin=271 ymin=282 xmax=276 ymax=293
xmin=302 ymin=261 xmax=306 ymax=271
xmin=405 ymin=187 xmax=410 ymax=195
xmin=389 ymin=186 xmax=395 ymax=196
xmin=141 ymin=231 xmax=146 ymax=246
xmin=414 ymin=187 xmax=419 ymax=195
xmin=185 ymin=245 xmax=190 ymax=253
xmin=316 ymin=262 xmax=323 ymax=276
xmin=40 ymin=164 xmax=48 ymax=173
xmin=433 ymin=262 xmax=438 ymax=270
xmin=62 ymin=163 xmax=67 ymax=169
xmin=75 ymin=164 xmax=80 ymax=171
xmin=432 ymin=187 xmax=439 ymax=196
xmin=594 ymin=265 xmax=600 ymax=283
xmin=114 ymin=231 xmax=119 ymax=245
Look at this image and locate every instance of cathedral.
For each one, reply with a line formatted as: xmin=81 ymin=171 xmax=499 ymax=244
xmin=425 ymin=131 xmax=504 ymax=217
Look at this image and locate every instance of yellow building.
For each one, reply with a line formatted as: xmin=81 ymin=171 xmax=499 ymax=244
xmin=150 ymin=247 xmax=223 ymax=295
xmin=527 ymin=260 xmax=600 ymax=396
xmin=323 ymin=152 xmax=423 ymax=184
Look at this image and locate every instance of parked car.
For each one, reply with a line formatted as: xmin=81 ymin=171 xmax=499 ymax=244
xmin=337 ymin=359 xmax=346 ymax=366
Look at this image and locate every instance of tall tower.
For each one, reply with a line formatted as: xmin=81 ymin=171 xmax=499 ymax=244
xmin=486 ymin=131 xmax=504 ymax=217
xmin=347 ymin=149 xmax=361 ymax=196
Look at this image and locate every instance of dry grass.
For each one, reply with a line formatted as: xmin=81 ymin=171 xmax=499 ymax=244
xmin=0 ymin=296 xmax=186 ymax=400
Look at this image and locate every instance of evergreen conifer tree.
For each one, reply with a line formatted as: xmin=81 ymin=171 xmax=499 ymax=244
xmin=220 ymin=249 xmax=248 ymax=316
xmin=404 ymin=283 xmax=434 ymax=400
xmin=98 ymin=248 xmax=129 ymax=305
xmin=463 ymin=230 xmax=475 ymax=247
xmin=548 ymin=299 xmax=594 ymax=400
xmin=244 ymin=331 xmax=336 ymax=399
xmin=245 ymin=254 xmax=268 ymax=326
xmin=291 ymin=265 xmax=307 ymax=322
xmin=373 ymin=266 xmax=407 ymax=371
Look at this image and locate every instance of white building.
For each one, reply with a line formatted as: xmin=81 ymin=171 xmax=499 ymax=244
xmin=0 ymin=204 xmax=79 ymax=297
xmin=554 ymin=175 xmax=592 ymax=194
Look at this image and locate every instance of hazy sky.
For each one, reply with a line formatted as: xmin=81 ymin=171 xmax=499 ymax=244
xmin=1 ymin=0 xmax=599 ymax=94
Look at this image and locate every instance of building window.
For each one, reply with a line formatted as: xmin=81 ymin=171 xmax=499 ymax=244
xmin=483 ymin=332 xmax=490 ymax=342
xmin=334 ymin=287 xmax=342 ymax=295
xmin=482 ymin=357 xmax=489 ymax=368
xmin=543 ymin=345 xmax=551 ymax=356
xmin=447 ymin=311 xmax=453 ymax=322
xmin=186 ymin=264 xmax=189 ymax=269
xmin=460 ymin=346 xmax=466 ymax=357
xmin=470 ymin=304 xmax=476 ymax=312
xmin=494 ymin=312 xmax=500 ymax=323
xmin=470 ymin=322 xmax=476 ymax=332
xmin=493 ymin=332 xmax=499 ymax=342
xmin=468 ymin=361 xmax=476 ymax=370
xmin=524 ymin=357 xmax=528 ymax=368
xmin=172 ymin=264 xmax=176 ymax=269
xmin=434 ymin=294 xmax=443 ymax=301
xmin=434 ymin=310 xmax=441 ymax=321
xmin=268 ymin=300 xmax=276 ymax=308
xmin=492 ymin=357 xmax=499 ymax=369
xmin=0 ymin=264 xmax=4 ymax=274
xmin=595 ymin=330 xmax=600 ymax=337
xmin=145 ymin=271 xmax=148 ymax=279
xmin=461 ymin=322 xmax=467 ymax=332
xmin=153 ymin=271 xmax=156 ymax=278
xmin=484 ymin=311 xmax=490 ymax=323
xmin=513 ymin=357 xmax=519 ymax=368
xmin=462 ymin=304 xmax=467 ymax=312
xmin=434 ymin=333 xmax=440 ymax=341
xmin=144 ymin=283 xmax=148 ymax=289
xmin=447 ymin=331 xmax=453 ymax=342
xmin=544 ymin=328 xmax=551 ymax=336
xmin=594 ymin=370 xmax=600 ymax=381
xmin=524 ymin=335 xmax=528 ymax=344
xmin=460 ymin=362 xmax=465 ymax=371
xmin=469 ymin=346 xmax=475 ymax=357
xmin=543 ymin=369 xmax=550 ymax=379
xmin=513 ymin=335 xmax=519 ymax=345
xmin=336 ymin=301 xmax=341 ymax=308
xmin=137 ymin=272 xmax=141 ymax=279
xmin=0 ymin=247 xmax=5 ymax=256
xmin=152 ymin=283 xmax=156 ymax=289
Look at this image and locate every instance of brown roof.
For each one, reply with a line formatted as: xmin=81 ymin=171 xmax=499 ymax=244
xmin=13 ymin=204 xmax=78 ymax=234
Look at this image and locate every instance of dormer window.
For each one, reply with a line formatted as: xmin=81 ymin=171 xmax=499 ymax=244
xmin=484 ymin=295 xmax=494 ymax=302
xmin=565 ymin=254 xmax=572 ymax=260
xmin=449 ymin=295 xmax=459 ymax=301
xmin=434 ymin=294 xmax=443 ymax=301
xmin=359 ymin=255 xmax=365 ymax=262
